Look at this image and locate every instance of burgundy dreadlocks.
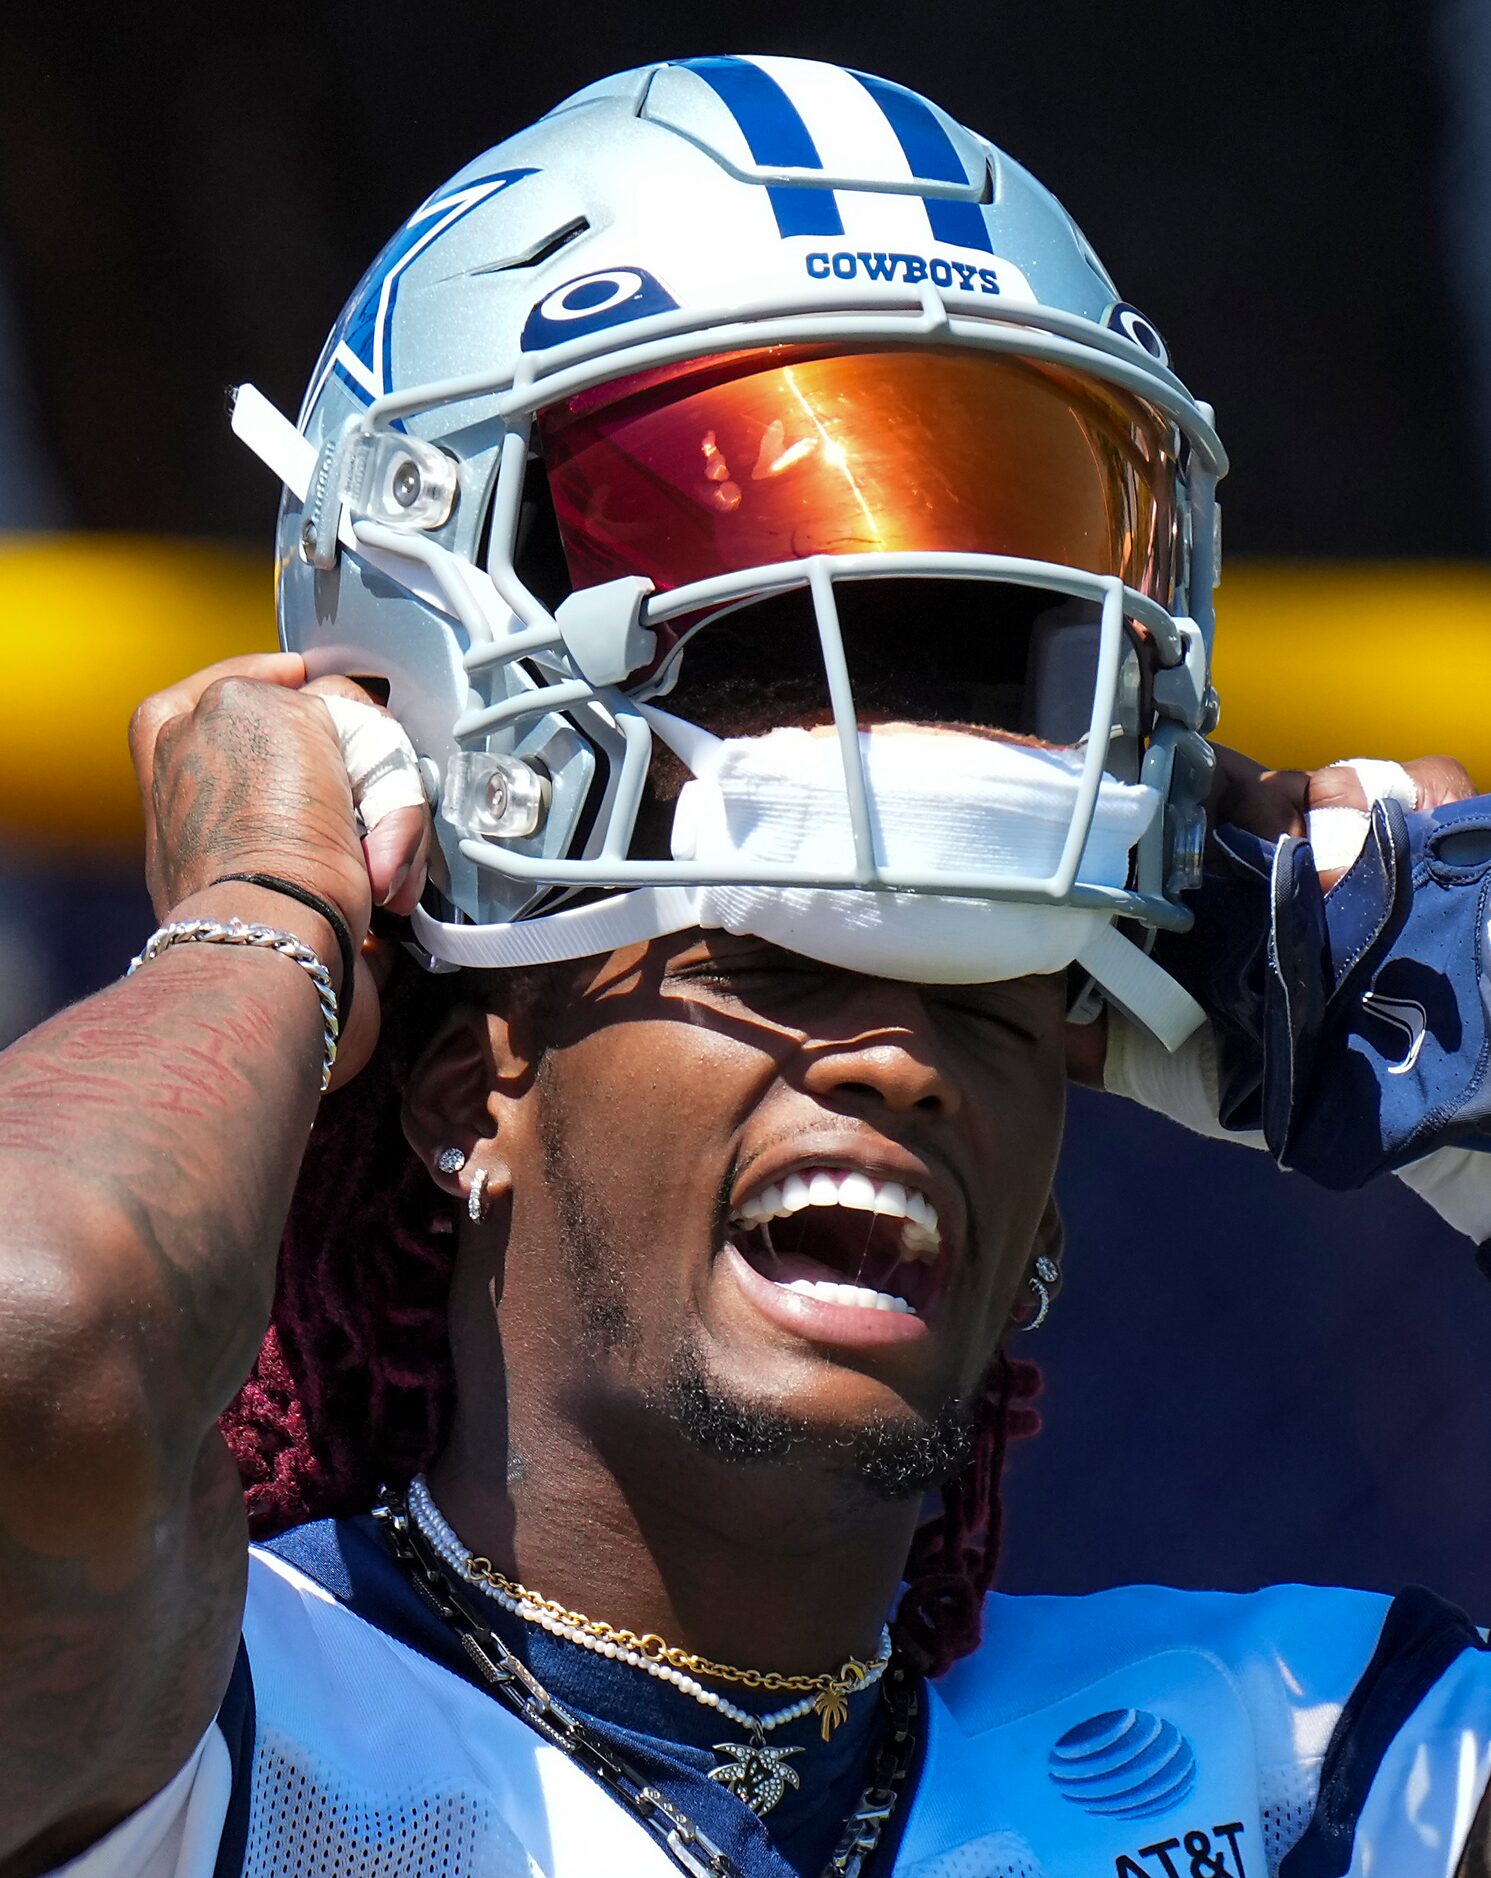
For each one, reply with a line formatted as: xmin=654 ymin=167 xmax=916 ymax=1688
xmin=220 ymin=621 xmax=1048 ymax=1680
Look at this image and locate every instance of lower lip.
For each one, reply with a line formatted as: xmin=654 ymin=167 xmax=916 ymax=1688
xmin=720 ymin=1242 xmax=932 ymax=1348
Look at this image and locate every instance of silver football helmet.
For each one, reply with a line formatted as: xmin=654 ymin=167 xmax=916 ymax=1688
xmin=233 ymin=55 xmax=1225 ymax=1039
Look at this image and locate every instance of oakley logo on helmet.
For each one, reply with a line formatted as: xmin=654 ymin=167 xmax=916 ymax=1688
xmin=1106 ymin=302 xmax=1171 ymax=367
xmin=521 ymin=267 xmax=678 ymax=352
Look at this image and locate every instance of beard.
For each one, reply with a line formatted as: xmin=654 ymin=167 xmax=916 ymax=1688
xmin=657 ymin=1344 xmax=979 ymax=1501
xmin=537 ymin=1097 xmax=979 ymax=1502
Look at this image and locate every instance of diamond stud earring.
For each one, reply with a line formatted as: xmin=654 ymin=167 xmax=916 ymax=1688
xmin=437 ymin=1147 xmax=467 ymax=1175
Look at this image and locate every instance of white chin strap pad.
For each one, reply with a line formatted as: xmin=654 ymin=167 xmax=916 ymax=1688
xmin=413 ymin=723 xmax=1206 ymax=1051
xmin=671 ymin=727 xmax=1137 ymax=981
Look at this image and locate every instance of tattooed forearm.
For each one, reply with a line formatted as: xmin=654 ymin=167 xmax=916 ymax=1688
xmin=0 ymin=923 xmax=325 ymax=1865
xmin=0 ymin=1435 xmax=246 ymax=1876
xmin=0 ymin=660 xmax=416 ymax=1863
xmin=1 ymin=944 xmax=323 ymax=1405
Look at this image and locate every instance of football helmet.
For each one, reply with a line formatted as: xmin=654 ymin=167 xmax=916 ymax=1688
xmin=232 ymin=55 xmax=1226 ymax=1042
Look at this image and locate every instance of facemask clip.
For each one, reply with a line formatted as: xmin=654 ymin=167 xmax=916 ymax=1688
xmin=302 ymin=420 xmax=459 ymax=569
xmin=554 ymin=575 xmax=657 ymax=686
xmin=1152 ymin=620 xmax=1209 ymax=731
xmin=442 ymin=752 xmax=550 ymax=840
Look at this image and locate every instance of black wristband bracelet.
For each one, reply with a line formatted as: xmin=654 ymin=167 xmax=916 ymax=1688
xmin=210 ymin=872 xmax=356 ymax=1033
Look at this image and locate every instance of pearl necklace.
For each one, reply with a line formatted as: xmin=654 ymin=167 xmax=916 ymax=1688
xmin=407 ymin=1474 xmax=891 ymax=1741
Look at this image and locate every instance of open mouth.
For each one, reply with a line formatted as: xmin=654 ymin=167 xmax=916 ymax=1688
xmin=726 ymin=1168 xmax=948 ymax=1320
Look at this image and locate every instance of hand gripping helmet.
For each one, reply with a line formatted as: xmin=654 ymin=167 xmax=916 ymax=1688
xmin=233 ymin=55 xmax=1225 ymax=1048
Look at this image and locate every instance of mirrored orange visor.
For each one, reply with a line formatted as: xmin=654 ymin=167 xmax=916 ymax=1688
xmin=537 ymin=345 xmax=1179 ymax=608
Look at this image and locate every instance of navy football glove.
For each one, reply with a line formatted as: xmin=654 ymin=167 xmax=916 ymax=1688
xmin=1158 ymin=796 xmax=1491 ymax=1190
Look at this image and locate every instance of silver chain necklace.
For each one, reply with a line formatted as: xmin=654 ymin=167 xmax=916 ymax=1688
xmin=405 ymin=1472 xmax=893 ymax=1781
xmin=374 ymin=1485 xmax=919 ymax=1878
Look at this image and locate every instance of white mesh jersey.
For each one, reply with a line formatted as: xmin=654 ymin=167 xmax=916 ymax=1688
xmin=43 ymin=1545 xmax=1491 ymax=1878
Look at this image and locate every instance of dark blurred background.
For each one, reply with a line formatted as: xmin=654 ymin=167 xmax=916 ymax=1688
xmin=3 ymin=2 xmax=1487 ymax=554
xmin=2 ymin=4 xmax=1490 ymax=1606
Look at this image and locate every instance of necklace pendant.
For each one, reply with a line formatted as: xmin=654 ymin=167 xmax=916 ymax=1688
xmin=814 ymin=1682 xmax=860 ymax=1735
xmin=814 ymin=1686 xmax=850 ymax=1740
xmin=814 ymin=1658 xmax=867 ymax=1741
xmin=707 ymin=1740 xmax=804 ymax=1817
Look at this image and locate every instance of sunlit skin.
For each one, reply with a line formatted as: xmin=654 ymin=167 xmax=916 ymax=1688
xmin=0 ymin=646 xmax=1474 ymax=1871
xmin=414 ymin=929 xmax=1068 ymax=1679
xmin=398 ymin=731 xmax=1475 ymax=1683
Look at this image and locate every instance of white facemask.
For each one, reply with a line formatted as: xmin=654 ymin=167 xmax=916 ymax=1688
xmin=411 ymin=714 xmax=1205 ymax=1050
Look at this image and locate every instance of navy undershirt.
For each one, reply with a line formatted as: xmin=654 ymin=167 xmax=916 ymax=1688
xmin=265 ymin=1516 xmax=923 ymax=1877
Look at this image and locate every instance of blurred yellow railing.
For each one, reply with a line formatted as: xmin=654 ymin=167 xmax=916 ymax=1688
xmin=0 ymin=536 xmax=1486 ymax=850
xmin=0 ymin=538 xmax=275 ymax=848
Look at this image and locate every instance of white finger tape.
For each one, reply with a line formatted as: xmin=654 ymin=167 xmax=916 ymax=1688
xmin=318 ymin=694 xmax=427 ymax=831
xmin=1306 ymin=804 xmax=1373 ymax=876
xmin=1306 ymin=758 xmax=1421 ymax=875
xmin=1335 ymin=757 xmax=1420 ymax=811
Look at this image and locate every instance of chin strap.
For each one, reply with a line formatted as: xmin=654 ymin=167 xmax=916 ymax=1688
xmin=1073 ymin=924 xmax=1206 ymax=1054
xmin=412 ymin=895 xmax=1206 ymax=1052
xmin=412 ymin=889 xmax=702 ymax=969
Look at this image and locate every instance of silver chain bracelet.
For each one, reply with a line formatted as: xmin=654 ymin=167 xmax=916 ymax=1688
xmin=128 ymin=917 xmax=340 ymax=1092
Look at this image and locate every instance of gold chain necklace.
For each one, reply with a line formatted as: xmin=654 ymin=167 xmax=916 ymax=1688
xmin=407 ymin=1474 xmax=891 ymax=1743
xmin=381 ymin=1484 xmax=920 ymax=1866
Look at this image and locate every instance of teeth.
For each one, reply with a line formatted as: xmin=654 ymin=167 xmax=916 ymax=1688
xmin=873 ymin=1181 xmax=908 ymax=1217
xmin=782 ymin=1277 xmax=917 ymax=1315
xmin=781 ymin=1173 xmax=812 ymax=1213
xmin=729 ymin=1168 xmax=942 ymax=1249
xmin=837 ymin=1173 xmax=878 ymax=1210
xmin=901 ymin=1222 xmax=939 ymax=1258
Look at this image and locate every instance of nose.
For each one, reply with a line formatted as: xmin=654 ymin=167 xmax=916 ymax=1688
xmin=797 ymin=980 xmax=962 ymax=1119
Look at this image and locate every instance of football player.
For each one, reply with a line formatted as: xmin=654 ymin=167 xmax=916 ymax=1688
xmin=4 ymin=55 xmax=1491 ymax=1878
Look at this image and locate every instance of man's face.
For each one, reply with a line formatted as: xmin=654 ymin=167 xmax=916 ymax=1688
xmin=481 ymin=928 xmax=1067 ymax=1496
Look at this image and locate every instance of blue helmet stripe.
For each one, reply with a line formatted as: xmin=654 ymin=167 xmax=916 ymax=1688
xmin=679 ymin=57 xmax=844 ymax=239
xmin=925 ymin=195 xmax=993 ymax=253
xmin=850 ymin=72 xmax=994 ymax=253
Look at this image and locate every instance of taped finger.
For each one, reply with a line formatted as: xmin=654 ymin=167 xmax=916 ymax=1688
xmin=318 ymin=693 xmax=429 ymax=832
xmin=1305 ymin=805 xmax=1373 ymax=876
xmin=1305 ymin=758 xmax=1420 ymax=877
xmin=1337 ymin=756 xmax=1420 ymax=811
